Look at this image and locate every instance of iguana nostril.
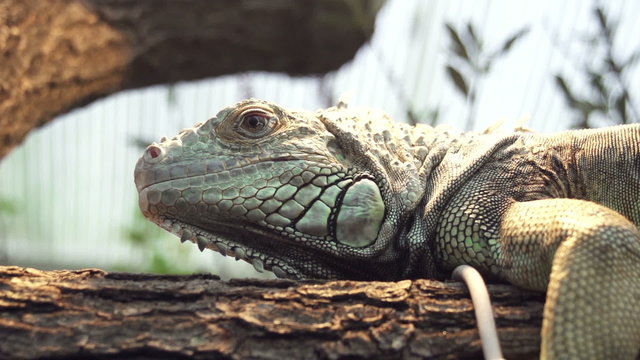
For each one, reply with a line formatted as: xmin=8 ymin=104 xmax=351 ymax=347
xmin=145 ymin=145 xmax=164 ymax=162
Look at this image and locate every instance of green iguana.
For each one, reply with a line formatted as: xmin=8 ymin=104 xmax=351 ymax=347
xmin=135 ymin=99 xmax=640 ymax=359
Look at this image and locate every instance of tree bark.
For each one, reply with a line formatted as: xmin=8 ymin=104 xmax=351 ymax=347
xmin=0 ymin=266 xmax=543 ymax=359
xmin=0 ymin=0 xmax=381 ymax=159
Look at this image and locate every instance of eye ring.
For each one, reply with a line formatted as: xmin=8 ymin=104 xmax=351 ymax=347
xmin=235 ymin=109 xmax=278 ymax=139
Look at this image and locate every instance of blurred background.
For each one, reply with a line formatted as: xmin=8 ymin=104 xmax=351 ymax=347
xmin=1 ymin=0 xmax=639 ymax=279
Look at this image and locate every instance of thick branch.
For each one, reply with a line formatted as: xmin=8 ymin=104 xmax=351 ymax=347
xmin=0 ymin=266 xmax=543 ymax=359
xmin=0 ymin=0 xmax=380 ymax=159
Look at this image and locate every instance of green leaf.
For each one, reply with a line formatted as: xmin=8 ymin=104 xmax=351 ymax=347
xmin=499 ymin=27 xmax=529 ymax=54
xmin=130 ymin=137 xmax=153 ymax=150
xmin=466 ymin=23 xmax=481 ymax=50
xmin=587 ymin=71 xmax=607 ymax=98
xmin=606 ymin=58 xmax=622 ymax=74
xmin=594 ymin=7 xmax=616 ymax=40
xmin=446 ymin=65 xmax=469 ymax=97
xmin=406 ymin=110 xmax=419 ymax=126
xmin=554 ymin=75 xmax=577 ymax=106
xmin=445 ymin=23 xmax=470 ymax=61
xmin=623 ymin=50 xmax=640 ymax=68
xmin=126 ymin=229 xmax=147 ymax=245
xmin=575 ymin=100 xmax=601 ymax=114
xmin=595 ymin=7 xmax=607 ymax=28
xmin=0 ymin=199 xmax=16 ymax=215
xmin=150 ymin=254 xmax=174 ymax=274
xmin=615 ymin=95 xmax=627 ymax=124
xmin=426 ymin=108 xmax=440 ymax=126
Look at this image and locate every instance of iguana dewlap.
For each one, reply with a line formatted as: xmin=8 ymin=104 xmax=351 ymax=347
xmin=135 ymin=99 xmax=640 ymax=359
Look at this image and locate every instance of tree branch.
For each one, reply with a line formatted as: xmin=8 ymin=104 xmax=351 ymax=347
xmin=0 ymin=0 xmax=381 ymax=159
xmin=0 ymin=266 xmax=543 ymax=359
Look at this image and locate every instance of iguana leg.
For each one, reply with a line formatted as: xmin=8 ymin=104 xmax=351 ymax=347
xmin=499 ymin=199 xmax=640 ymax=359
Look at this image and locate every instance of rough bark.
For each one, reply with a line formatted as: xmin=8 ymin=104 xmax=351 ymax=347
xmin=0 ymin=0 xmax=381 ymax=159
xmin=0 ymin=266 xmax=544 ymax=359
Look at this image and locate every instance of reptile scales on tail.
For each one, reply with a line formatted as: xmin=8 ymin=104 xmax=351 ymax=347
xmin=135 ymin=99 xmax=640 ymax=359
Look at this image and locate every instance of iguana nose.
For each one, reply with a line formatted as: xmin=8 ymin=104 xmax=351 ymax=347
xmin=134 ymin=142 xmax=169 ymax=192
xmin=143 ymin=144 xmax=165 ymax=163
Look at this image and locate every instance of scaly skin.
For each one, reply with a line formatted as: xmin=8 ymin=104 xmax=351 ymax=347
xmin=135 ymin=99 xmax=640 ymax=359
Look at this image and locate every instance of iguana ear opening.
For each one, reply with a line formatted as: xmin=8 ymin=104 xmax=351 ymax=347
xmin=325 ymin=137 xmax=349 ymax=164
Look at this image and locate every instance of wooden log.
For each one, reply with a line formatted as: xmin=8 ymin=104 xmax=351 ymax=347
xmin=0 ymin=266 xmax=543 ymax=359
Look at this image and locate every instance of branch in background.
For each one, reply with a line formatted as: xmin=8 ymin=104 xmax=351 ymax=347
xmin=0 ymin=0 xmax=381 ymax=160
xmin=555 ymin=7 xmax=640 ymax=128
xmin=445 ymin=22 xmax=529 ymax=130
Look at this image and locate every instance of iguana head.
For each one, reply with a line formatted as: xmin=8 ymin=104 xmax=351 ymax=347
xmin=135 ymin=99 xmax=427 ymax=280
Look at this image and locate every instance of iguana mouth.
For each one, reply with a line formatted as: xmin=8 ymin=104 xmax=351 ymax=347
xmin=154 ymin=216 xmax=303 ymax=279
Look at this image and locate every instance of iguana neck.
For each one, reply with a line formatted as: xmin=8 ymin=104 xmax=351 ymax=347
xmin=398 ymin=126 xmax=526 ymax=279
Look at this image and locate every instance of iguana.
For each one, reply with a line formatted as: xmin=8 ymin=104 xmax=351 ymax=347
xmin=135 ymin=99 xmax=640 ymax=359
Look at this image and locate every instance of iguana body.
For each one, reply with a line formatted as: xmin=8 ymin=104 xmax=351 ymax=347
xmin=135 ymin=99 xmax=640 ymax=359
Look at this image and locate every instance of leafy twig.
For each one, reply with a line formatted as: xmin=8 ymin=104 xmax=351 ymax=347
xmin=555 ymin=7 xmax=640 ymax=128
xmin=445 ymin=22 xmax=529 ymax=130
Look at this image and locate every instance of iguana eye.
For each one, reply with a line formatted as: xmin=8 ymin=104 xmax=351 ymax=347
xmin=236 ymin=110 xmax=277 ymax=138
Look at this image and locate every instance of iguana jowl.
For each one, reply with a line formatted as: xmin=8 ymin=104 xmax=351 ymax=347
xmin=135 ymin=99 xmax=640 ymax=359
